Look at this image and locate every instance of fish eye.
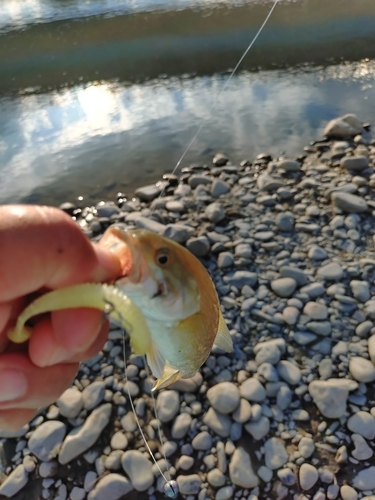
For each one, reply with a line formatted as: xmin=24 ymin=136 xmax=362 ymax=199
xmin=156 ymin=249 xmax=171 ymax=266
xmin=157 ymin=254 xmax=169 ymax=265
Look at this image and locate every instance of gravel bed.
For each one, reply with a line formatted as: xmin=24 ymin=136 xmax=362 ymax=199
xmin=1 ymin=113 xmax=375 ymax=500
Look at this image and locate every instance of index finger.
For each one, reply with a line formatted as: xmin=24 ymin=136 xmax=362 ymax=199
xmin=0 ymin=205 xmax=121 ymax=302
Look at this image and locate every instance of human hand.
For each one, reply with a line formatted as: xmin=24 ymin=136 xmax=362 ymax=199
xmin=0 ymin=205 xmax=121 ymax=430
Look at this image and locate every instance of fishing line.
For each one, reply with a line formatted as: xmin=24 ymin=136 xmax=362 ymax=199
xmin=143 ymin=359 xmax=171 ymax=481
xmin=155 ymin=0 xmax=280 ymax=202
xmin=115 ymin=309 xmax=179 ymax=498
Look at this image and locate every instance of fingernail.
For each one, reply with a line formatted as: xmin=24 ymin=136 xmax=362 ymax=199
xmin=0 ymin=370 xmax=28 ymax=402
xmin=92 ymin=245 xmax=121 ymax=282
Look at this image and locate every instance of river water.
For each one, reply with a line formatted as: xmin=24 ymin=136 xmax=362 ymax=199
xmin=0 ymin=0 xmax=375 ymax=205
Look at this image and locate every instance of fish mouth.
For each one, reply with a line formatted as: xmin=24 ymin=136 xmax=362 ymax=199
xmin=99 ymin=226 xmax=143 ymax=283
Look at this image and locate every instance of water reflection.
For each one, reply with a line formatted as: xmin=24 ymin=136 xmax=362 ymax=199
xmin=1 ymin=60 xmax=375 ymax=205
xmin=0 ymin=0 xmax=266 ymax=31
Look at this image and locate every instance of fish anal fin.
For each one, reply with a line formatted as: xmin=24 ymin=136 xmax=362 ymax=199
xmin=214 ymin=312 xmax=233 ymax=353
xmin=152 ymin=365 xmax=182 ymax=391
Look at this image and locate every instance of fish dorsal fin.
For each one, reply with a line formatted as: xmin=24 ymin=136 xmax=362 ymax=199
xmin=152 ymin=365 xmax=182 ymax=391
xmin=214 ymin=312 xmax=233 ymax=353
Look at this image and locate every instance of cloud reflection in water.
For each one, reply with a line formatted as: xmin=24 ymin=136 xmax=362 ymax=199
xmin=0 ymin=61 xmax=375 ymax=204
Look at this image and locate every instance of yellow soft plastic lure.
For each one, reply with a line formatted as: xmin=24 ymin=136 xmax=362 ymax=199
xmin=7 ymin=283 xmax=152 ymax=356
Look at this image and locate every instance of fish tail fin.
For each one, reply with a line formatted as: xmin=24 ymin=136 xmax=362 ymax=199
xmin=214 ymin=312 xmax=233 ymax=353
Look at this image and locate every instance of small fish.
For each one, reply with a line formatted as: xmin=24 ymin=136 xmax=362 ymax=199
xmin=100 ymin=227 xmax=233 ymax=389
xmin=8 ymin=227 xmax=232 ymax=390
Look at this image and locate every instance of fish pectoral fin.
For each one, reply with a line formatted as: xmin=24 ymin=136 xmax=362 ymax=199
xmin=152 ymin=365 xmax=182 ymax=391
xmin=146 ymin=341 xmax=167 ymax=380
xmin=214 ymin=312 xmax=233 ymax=353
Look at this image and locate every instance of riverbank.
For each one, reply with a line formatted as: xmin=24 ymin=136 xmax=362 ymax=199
xmin=1 ymin=113 xmax=375 ymax=500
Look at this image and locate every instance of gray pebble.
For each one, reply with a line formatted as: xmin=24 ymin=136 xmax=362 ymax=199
xmin=165 ymin=200 xmax=185 ymax=212
xmin=217 ymin=252 xmax=234 ymax=268
xmin=121 ymin=450 xmax=154 ymax=491
xmin=340 ymin=485 xmax=358 ymax=500
xmin=276 ymin=385 xmax=292 ymax=411
xmin=205 ymin=202 xmax=226 ymax=223
xmin=192 ymin=431 xmax=212 ymax=451
xmin=56 ymin=388 xmax=83 ymax=419
xmin=207 ymin=382 xmax=240 ymax=414
xmin=171 ymin=413 xmax=192 ymax=439
xmin=340 ymin=155 xmax=368 ymax=171
xmin=353 ymin=466 xmax=375 ymax=490
xmin=28 ymin=421 xmax=66 ymax=462
xmin=276 ymin=159 xmax=301 ymax=171
xmin=82 ymin=382 xmax=105 ymax=410
xmin=211 ymin=179 xmax=230 ymax=197
xmin=245 ymin=415 xmax=270 ymax=441
xmin=276 ymin=212 xmax=295 ymax=232
xmin=317 ymin=262 xmax=344 ymax=280
xmin=257 ymin=465 xmax=273 ymax=483
xmin=319 ymin=359 xmax=333 ymax=379
xmin=203 ymin=408 xmax=232 ymax=438
xmin=235 ymin=243 xmax=252 ymax=258
xmin=309 ymin=380 xmax=350 ymax=418
xmin=110 ymin=431 xmax=128 ymax=451
xmin=240 ymin=378 xmax=266 ymax=402
xmin=351 ymin=433 xmax=373 ymax=460
xmin=186 ymin=236 xmax=210 ymax=257
xmin=306 ymin=321 xmax=332 ymax=336
xmin=135 ymin=185 xmax=161 ymax=202
xmin=87 ymin=473 xmax=133 ymax=500
xmin=215 ymin=486 xmax=234 ymax=500
xmin=163 ymin=224 xmax=194 ymax=243
xmin=282 ymin=306 xmax=300 ymax=325
xmin=347 ymin=411 xmax=375 ymax=439
xmin=229 ymin=447 xmax=259 ymax=488
xmin=280 ymin=266 xmax=308 ymax=286
xmin=257 ymin=362 xmax=279 ymax=382
xmin=232 ymin=398 xmax=252 ymax=423
xmin=298 ymin=437 xmax=315 ymax=458
xmin=350 ymin=280 xmax=370 ymax=302
xmin=299 ymin=463 xmax=319 ymax=490
xmin=156 ymin=391 xmax=180 ymax=423
xmin=324 ymin=114 xmax=363 ymax=138
xmin=224 ymin=270 xmax=258 ymax=288
xmin=178 ymin=455 xmax=194 ymax=471
xmin=277 ymin=467 xmax=296 ymax=486
xmin=207 ymin=468 xmax=225 ymax=487
xmin=271 ymin=277 xmax=297 ymax=298
xmin=301 ymin=283 xmax=325 ymax=298
xmin=0 ymin=464 xmax=28 ymax=497
xmin=176 ymin=474 xmax=201 ymax=495
xmin=303 ymin=302 xmax=328 ymax=320
xmin=331 ymin=192 xmax=368 ymax=213
xmin=70 ymin=487 xmax=86 ymax=500
xmin=277 ymin=360 xmax=301 ymax=385
xmin=189 ymin=174 xmax=211 ymax=188
xmin=349 ymin=357 xmax=375 ymax=383
xmin=264 ymin=437 xmax=288 ymax=470
xmin=59 ymin=404 xmax=112 ymax=465
xmin=257 ymin=173 xmax=284 ymax=191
